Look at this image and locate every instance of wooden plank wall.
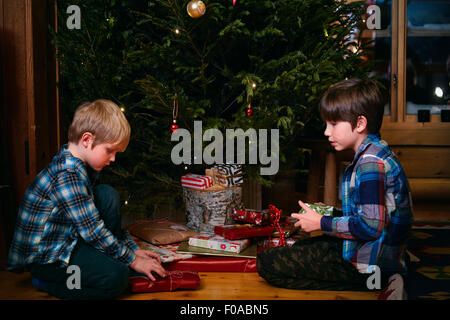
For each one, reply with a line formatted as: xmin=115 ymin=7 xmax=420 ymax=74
xmin=390 ymin=146 xmax=450 ymax=200
xmin=1 ymin=0 xmax=32 ymax=203
xmin=0 ymin=0 xmax=59 ymax=265
xmin=0 ymin=0 xmax=59 ymax=206
xmin=382 ymin=124 xmax=450 ymax=202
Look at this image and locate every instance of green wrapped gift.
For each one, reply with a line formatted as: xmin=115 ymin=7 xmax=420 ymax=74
xmin=299 ymin=203 xmax=334 ymax=216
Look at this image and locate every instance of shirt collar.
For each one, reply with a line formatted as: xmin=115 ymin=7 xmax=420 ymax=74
xmin=352 ymin=132 xmax=381 ymax=163
xmin=60 ymin=144 xmax=91 ymax=185
xmin=60 ymin=144 xmax=83 ymax=164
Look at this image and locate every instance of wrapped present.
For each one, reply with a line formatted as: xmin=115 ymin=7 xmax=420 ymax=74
xmin=129 ymin=271 xmax=200 ymax=293
xmin=165 ymin=256 xmax=257 ymax=272
xmin=257 ymin=238 xmax=296 ymax=253
xmin=299 ymin=203 xmax=334 ymax=216
xmin=126 ymin=219 xmax=197 ymax=245
xmin=232 ymin=208 xmax=274 ymax=226
xmin=214 ymin=224 xmax=274 ymax=240
xmin=270 ymin=215 xmax=302 ymax=238
xmin=188 ymin=232 xmax=250 ymax=253
xmin=177 ymin=240 xmax=257 ymax=258
xmin=130 ymin=235 xmax=194 ymax=263
xmin=181 ymin=173 xmax=212 ymax=190
xmin=211 ymin=164 xmax=244 ymax=187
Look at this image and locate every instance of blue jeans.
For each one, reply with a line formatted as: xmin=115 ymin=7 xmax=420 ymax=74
xmin=29 ymin=185 xmax=131 ymax=300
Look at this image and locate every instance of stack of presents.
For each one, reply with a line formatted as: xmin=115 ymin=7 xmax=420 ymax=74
xmin=126 ymin=164 xmax=333 ymax=293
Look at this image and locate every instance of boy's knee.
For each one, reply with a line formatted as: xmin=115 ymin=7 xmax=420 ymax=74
xmin=93 ymin=184 xmax=120 ymax=211
xmin=94 ymin=184 xmax=120 ymax=203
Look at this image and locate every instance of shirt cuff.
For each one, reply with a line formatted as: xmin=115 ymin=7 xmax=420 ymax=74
xmin=119 ymin=246 xmax=136 ymax=265
xmin=320 ymin=216 xmax=334 ymax=233
xmin=123 ymin=231 xmax=140 ymax=252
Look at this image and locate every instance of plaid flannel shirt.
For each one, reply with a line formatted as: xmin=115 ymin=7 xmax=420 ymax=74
xmin=320 ymin=133 xmax=414 ymax=274
xmin=7 ymin=145 xmax=139 ymax=271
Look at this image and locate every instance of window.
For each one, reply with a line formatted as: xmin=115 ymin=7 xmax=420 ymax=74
xmin=360 ymin=0 xmax=450 ymax=145
xmin=405 ymin=0 xmax=450 ymax=115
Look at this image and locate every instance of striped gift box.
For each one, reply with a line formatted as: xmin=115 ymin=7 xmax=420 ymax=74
xmin=212 ymin=164 xmax=244 ymax=187
xmin=181 ymin=173 xmax=213 ymax=190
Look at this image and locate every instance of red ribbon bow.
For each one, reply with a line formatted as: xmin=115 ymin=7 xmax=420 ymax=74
xmin=268 ymin=205 xmax=286 ymax=247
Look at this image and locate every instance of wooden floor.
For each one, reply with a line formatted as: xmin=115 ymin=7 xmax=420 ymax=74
xmin=0 ymin=270 xmax=380 ymax=300
xmin=0 ymin=200 xmax=448 ymax=300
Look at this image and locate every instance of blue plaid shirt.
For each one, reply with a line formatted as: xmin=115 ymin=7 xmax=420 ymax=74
xmin=321 ymin=133 xmax=414 ymax=274
xmin=7 ymin=145 xmax=139 ymax=271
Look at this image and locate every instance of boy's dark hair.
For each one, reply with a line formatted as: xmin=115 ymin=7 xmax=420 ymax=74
xmin=319 ymin=78 xmax=385 ymax=134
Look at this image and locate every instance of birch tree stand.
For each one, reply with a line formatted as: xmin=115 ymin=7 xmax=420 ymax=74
xmin=183 ymin=186 xmax=243 ymax=232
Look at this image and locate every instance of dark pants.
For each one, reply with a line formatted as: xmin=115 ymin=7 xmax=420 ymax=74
xmin=257 ymin=235 xmax=390 ymax=291
xmin=29 ymin=184 xmax=130 ymax=300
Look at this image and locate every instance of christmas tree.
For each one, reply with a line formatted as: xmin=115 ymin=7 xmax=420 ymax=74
xmin=54 ymin=0 xmax=376 ymax=216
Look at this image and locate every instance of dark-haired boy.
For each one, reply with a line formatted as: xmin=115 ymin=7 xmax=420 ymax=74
xmin=257 ymin=78 xmax=413 ymax=299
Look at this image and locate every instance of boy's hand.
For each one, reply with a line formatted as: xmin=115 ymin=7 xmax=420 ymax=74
xmin=135 ymin=249 xmax=161 ymax=264
xmin=290 ymin=200 xmax=323 ymax=232
xmin=129 ymin=255 xmax=167 ymax=281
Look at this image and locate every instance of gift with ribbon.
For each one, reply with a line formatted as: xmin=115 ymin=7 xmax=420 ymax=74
xmin=129 ymin=270 xmax=201 ymax=293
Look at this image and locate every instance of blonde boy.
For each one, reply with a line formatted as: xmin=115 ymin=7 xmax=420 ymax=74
xmin=7 ymin=99 xmax=166 ymax=299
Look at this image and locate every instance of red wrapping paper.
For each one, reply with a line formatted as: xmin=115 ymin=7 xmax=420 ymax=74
xmin=165 ymin=256 xmax=257 ymax=272
xmin=257 ymin=238 xmax=296 ymax=253
xmin=129 ymin=270 xmax=200 ymax=293
xmin=214 ymin=224 xmax=274 ymax=240
xmin=232 ymin=208 xmax=273 ymax=225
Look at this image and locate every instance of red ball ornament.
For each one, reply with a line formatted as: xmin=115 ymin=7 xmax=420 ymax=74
xmin=171 ymin=120 xmax=179 ymax=132
xmin=246 ymin=107 xmax=253 ymax=117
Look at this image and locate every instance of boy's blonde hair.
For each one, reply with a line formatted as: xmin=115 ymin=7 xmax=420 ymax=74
xmin=68 ymin=99 xmax=130 ymax=151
